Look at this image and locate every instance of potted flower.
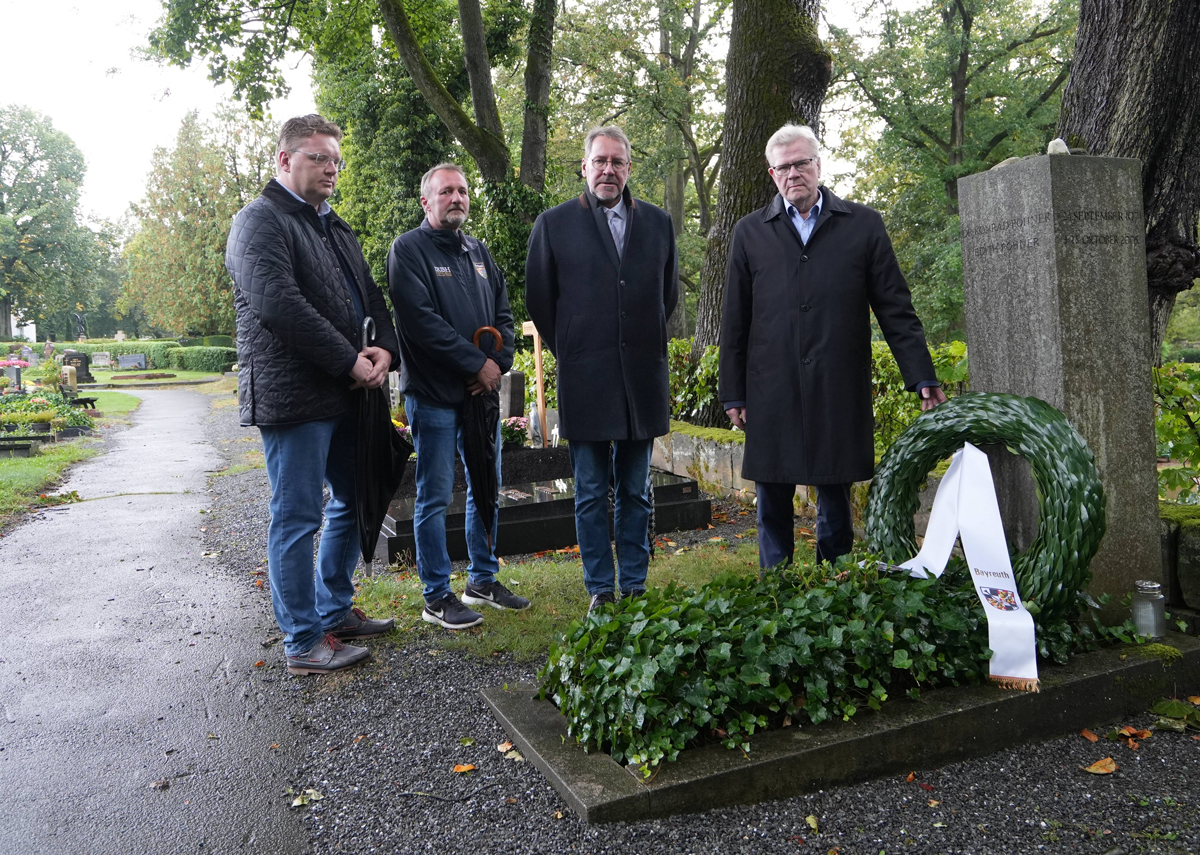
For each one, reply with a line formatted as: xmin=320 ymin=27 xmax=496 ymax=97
xmin=501 ymin=416 xmax=529 ymax=451
xmin=0 ymin=376 xmax=10 ymax=394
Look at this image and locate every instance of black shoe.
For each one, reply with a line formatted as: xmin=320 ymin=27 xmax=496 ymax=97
xmin=463 ymin=580 xmax=531 ymax=611
xmin=620 ymin=588 xmax=646 ymax=601
xmin=422 ymin=593 xmax=484 ymax=630
xmin=330 ymin=607 xmax=395 ymax=639
xmin=286 ymin=633 xmax=371 ymax=675
xmin=588 ymin=591 xmax=617 ymax=613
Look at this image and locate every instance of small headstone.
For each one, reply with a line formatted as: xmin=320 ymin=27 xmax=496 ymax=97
xmin=118 ymin=353 xmax=147 ymax=370
xmin=114 ymin=330 xmax=127 ymax=342
xmin=60 ymin=365 xmax=78 ymax=394
xmin=19 ymin=346 xmax=33 ymax=363
xmin=91 ymin=351 xmax=111 ymax=369
xmin=499 ymin=370 xmax=526 ymax=421
xmin=62 ymin=350 xmax=95 ymax=383
xmin=2 ymin=366 xmax=19 ymax=387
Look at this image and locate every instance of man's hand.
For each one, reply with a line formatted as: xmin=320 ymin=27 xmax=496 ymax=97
xmin=349 ymin=346 xmax=390 ymax=390
xmin=726 ymin=406 xmax=746 ymax=429
xmin=920 ymin=385 xmax=948 ymax=411
xmin=466 ymin=358 xmax=502 ymax=395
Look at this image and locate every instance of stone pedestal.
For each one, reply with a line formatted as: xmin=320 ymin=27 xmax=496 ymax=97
xmin=499 ymin=370 xmax=525 ymax=421
xmin=958 ymin=154 xmax=1161 ymax=601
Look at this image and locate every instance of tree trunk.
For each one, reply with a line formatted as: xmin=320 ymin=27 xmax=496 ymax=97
xmin=519 ymin=0 xmax=557 ymax=191
xmin=1057 ymin=0 xmax=1200 ymax=365
xmin=689 ymin=0 xmax=831 ymax=425
xmin=0 ymin=295 xmax=11 ymax=338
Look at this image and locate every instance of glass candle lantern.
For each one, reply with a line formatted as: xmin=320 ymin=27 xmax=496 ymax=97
xmin=1131 ymin=580 xmax=1166 ymax=639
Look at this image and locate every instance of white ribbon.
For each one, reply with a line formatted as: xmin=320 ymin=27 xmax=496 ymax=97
xmin=899 ymin=442 xmax=1039 ymax=691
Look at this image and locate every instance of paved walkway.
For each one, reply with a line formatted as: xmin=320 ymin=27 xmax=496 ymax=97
xmin=0 ymin=390 xmax=307 ymax=854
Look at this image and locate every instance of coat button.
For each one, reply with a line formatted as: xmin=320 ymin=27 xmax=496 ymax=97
xmin=800 ymin=304 xmax=810 ymax=311
xmin=621 ymin=312 xmax=627 ymax=319
xmin=802 ymin=358 xmax=811 ymax=365
xmin=800 ymin=255 xmax=808 ymax=262
xmin=620 ymin=280 xmax=626 ymax=287
xmin=622 ymin=342 xmax=627 ymax=348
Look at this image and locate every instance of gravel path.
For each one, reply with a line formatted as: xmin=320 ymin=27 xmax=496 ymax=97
xmin=200 ymin=395 xmax=1200 ymax=854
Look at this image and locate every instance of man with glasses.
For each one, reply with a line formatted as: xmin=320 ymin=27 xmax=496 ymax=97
xmin=526 ymin=125 xmax=679 ymax=612
xmin=226 ymin=114 xmax=400 ymax=674
xmin=719 ymin=123 xmax=945 ymax=571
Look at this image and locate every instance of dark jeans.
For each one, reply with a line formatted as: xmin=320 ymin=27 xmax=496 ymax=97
xmin=569 ymin=438 xmax=653 ymax=595
xmin=755 ymin=481 xmax=854 ymax=568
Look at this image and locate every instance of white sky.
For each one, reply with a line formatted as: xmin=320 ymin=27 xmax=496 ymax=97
xmin=4 ymin=0 xmax=315 ymax=224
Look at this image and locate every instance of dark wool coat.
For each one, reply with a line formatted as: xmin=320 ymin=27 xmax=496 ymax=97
xmin=718 ymin=189 xmax=936 ymax=485
xmin=226 ymin=179 xmax=399 ymax=427
xmin=525 ymin=188 xmax=679 ymax=441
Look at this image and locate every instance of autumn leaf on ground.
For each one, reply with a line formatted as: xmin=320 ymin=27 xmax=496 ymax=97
xmin=504 ymin=750 xmax=525 ymax=762
xmin=927 ymin=799 xmax=941 ymax=807
xmin=805 ymin=815 xmax=819 ymax=832
xmin=1082 ymin=757 xmax=1118 ymax=775
xmin=497 ymin=741 xmax=514 ymax=752
xmin=1124 ymin=737 xmax=1139 ymax=750
xmin=553 ymin=811 xmax=564 ymax=819
xmin=459 ymin=737 xmax=476 ymax=746
xmin=1080 ymin=728 xmax=1099 ymax=742
xmin=1187 ymin=696 xmax=1200 ymax=705
xmin=253 ymin=660 xmax=265 ymax=667
xmin=453 ymin=764 xmax=476 ymax=773
xmin=919 ymin=783 xmax=935 ymax=792
xmin=290 ymin=788 xmax=324 ymax=808
xmin=905 ymin=772 xmax=915 ymax=782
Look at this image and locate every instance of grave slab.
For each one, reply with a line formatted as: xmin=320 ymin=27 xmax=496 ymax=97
xmin=483 ymin=633 xmax=1200 ymax=823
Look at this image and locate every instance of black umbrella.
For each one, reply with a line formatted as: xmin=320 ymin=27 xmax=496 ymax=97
xmin=355 ymin=317 xmax=414 ymax=565
xmin=462 ymin=325 xmax=503 ymax=550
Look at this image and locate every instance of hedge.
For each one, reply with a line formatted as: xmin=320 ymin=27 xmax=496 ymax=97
xmin=62 ymin=340 xmax=182 ymax=369
xmin=166 ymin=346 xmax=238 ymax=374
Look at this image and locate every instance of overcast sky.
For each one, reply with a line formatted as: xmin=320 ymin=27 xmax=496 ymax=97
xmin=5 ymin=0 xmax=315 ymax=224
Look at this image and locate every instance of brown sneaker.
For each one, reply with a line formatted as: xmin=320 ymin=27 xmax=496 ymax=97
xmin=286 ymin=633 xmax=370 ymax=675
xmin=330 ymin=607 xmax=395 ymax=639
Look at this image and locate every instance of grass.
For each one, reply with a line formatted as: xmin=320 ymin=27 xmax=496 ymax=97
xmin=353 ymin=539 xmax=810 ymax=661
xmin=0 ymin=438 xmax=99 ymax=528
xmin=89 ymin=391 xmax=141 ymax=418
xmin=89 ymin=368 xmax=222 ymax=385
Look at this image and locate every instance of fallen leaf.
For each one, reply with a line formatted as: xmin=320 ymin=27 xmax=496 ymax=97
xmin=505 ymin=797 xmax=518 ymax=804
xmin=553 ymin=811 xmax=564 ymax=819
xmin=504 ymin=750 xmax=525 ymax=762
xmin=1118 ymin=726 xmax=1138 ymax=737
xmin=927 ymin=799 xmax=940 ymax=807
xmin=933 ymin=822 xmax=947 ymax=828
xmin=453 ymin=764 xmax=476 ymax=773
xmin=1124 ymin=737 xmax=1139 ymax=750
xmin=459 ymin=737 xmax=476 ymax=746
xmin=207 ymin=733 xmax=219 ymax=739
xmin=1080 ymin=728 xmax=1099 ymax=743
xmin=1157 ymin=717 xmax=1189 ymax=732
xmin=497 ymin=741 xmax=514 ymax=752
xmin=1188 ymin=696 xmax=1200 ymax=705
xmin=149 ymin=779 xmax=169 ymax=790
xmin=782 ymin=715 xmax=792 ymax=727
xmin=805 ymin=815 xmax=819 ymax=832
xmin=1082 ymin=757 xmax=1118 ymax=775
xmin=707 ymin=536 xmax=724 ymax=542
xmin=290 ymin=788 xmax=324 ymax=807
xmin=919 ymin=783 xmax=934 ymax=792
xmin=253 ymin=660 xmax=265 ymax=667
xmin=270 ymin=743 xmax=280 ymax=750
xmin=255 ymin=579 xmax=264 ymax=588
xmin=1131 ymin=729 xmax=1152 ymax=739
xmin=905 ymin=772 xmax=915 ymax=782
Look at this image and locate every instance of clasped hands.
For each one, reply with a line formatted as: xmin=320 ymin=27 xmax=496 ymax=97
xmin=349 ymin=346 xmax=391 ymax=390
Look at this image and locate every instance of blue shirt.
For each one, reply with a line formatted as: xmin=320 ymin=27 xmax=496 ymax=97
xmin=786 ymin=193 xmax=822 ymax=245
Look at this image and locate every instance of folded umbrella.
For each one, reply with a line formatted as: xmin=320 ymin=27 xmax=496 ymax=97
xmin=355 ymin=317 xmax=414 ymax=565
xmin=461 ymin=325 xmax=503 ymax=550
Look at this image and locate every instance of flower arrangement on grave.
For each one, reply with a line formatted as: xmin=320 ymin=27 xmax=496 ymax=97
xmin=0 ymin=377 xmax=10 ymax=391
xmin=501 ymin=416 xmax=529 ymax=447
xmin=391 ymin=419 xmax=411 ymax=442
xmin=0 ymin=359 xmax=30 ymax=369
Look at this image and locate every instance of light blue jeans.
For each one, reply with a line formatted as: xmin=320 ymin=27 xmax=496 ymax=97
xmin=259 ymin=411 xmax=359 ymax=657
xmin=406 ymin=393 xmax=500 ymax=602
xmin=570 ymin=438 xmax=653 ymax=596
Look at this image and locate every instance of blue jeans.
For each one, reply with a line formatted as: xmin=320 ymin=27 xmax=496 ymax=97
xmin=259 ymin=411 xmax=360 ymax=657
xmin=756 ymin=481 xmax=854 ymax=568
xmin=406 ymin=393 xmax=500 ymax=602
xmin=570 ymin=439 xmax=653 ymax=596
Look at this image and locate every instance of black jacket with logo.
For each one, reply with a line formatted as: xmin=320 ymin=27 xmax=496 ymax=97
xmin=226 ymin=179 xmax=399 ymax=426
xmin=386 ymin=220 xmax=515 ymax=406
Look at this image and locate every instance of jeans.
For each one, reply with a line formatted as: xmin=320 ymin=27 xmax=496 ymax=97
xmin=406 ymin=393 xmax=500 ymax=602
xmin=756 ymin=481 xmax=854 ymax=568
xmin=260 ymin=410 xmax=360 ymax=657
xmin=570 ymin=439 xmax=653 ymax=595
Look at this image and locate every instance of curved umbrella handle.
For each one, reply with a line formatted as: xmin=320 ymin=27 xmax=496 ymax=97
xmin=472 ymin=325 xmax=503 ymax=353
xmin=362 ymin=315 xmax=376 ymax=346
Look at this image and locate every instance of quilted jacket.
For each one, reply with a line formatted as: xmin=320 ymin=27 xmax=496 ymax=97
xmin=226 ymin=179 xmax=400 ymax=426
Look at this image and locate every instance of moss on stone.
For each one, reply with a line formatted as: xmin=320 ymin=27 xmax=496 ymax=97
xmin=1132 ymin=642 xmax=1183 ymax=663
xmin=1159 ymin=501 xmax=1200 ymax=527
xmin=670 ymin=419 xmax=745 ymax=445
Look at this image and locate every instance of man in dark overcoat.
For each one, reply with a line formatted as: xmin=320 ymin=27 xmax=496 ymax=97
xmin=227 ymin=114 xmax=400 ymax=674
xmin=718 ymin=123 xmax=946 ymax=569
xmin=526 ymin=125 xmax=679 ymax=611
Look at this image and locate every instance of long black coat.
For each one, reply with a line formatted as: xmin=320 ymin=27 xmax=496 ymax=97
xmin=718 ymin=189 xmax=936 ymax=484
xmin=227 ymin=180 xmax=399 ymax=427
xmin=525 ymin=188 xmax=678 ymax=441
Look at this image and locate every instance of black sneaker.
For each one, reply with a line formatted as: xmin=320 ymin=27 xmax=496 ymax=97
xmin=330 ymin=607 xmax=395 ymax=639
xmin=422 ymin=593 xmax=484 ymax=630
xmin=620 ymin=588 xmax=646 ymax=601
xmin=286 ymin=633 xmax=371 ymax=675
xmin=463 ymin=580 xmax=531 ymax=611
xmin=588 ymin=591 xmax=617 ymax=613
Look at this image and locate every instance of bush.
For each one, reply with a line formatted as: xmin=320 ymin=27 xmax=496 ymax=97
xmin=871 ymin=340 xmax=969 ymax=457
xmin=512 ymin=347 xmax=558 ymax=411
xmin=166 ymin=346 xmax=237 ymax=373
xmin=0 ymin=391 xmax=93 ymax=428
xmin=202 ymin=334 xmax=234 ymax=348
xmin=65 ymin=340 xmax=182 ymax=369
xmin=668 ymin=338 xmax=719 ymax=421
xmin=1154 ymin=361 xmax=1200 ymax=500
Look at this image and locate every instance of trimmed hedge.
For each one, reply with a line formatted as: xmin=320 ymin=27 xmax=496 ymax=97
xmin=166 ymin=346 xmax=237 ymax=373
xmin=63 ymin=340 xmax=182 ymax=369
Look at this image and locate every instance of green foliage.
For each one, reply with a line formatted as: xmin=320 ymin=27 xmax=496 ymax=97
xmin=500 ymin=416 xmax=528 ymax=446
xmin=470 ymin=178 xmax=547 ymax=324
xmin=202 ymin=334 xmax=234 ymax=347
xmin=512 ymin=346 xmax=557 ymax=411
xmin=668 ymin=337 xmax=719 ymax=421
xmin=1153 ymin=362 xmax=1200 ymax=501
xmin=0 ymin=391 xmax=94 ymax=428
xmin=65 ymin=340 xmax=182 ymax=369
xmin=167 ymin=346 xmax=237 ymax=374
xmin=872 ymin=340 xmax=969 ymax=456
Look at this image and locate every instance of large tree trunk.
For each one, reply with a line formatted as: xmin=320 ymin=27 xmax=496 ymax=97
xmin=689 ymin=0 xmax=831 ymax=425
xmin=519 ymin=0 xmax=556 ymax=191
xmin=0 ymin=295 xmax=11 ymax=338
xmin=1057 ymin=0 xmax=1200 ymax=365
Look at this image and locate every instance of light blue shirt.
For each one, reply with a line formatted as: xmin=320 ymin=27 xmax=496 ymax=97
xmin=278 ymin=180 xmax=332 ymax=216
xmin=786 ymin=192 xmax=821 ymax=245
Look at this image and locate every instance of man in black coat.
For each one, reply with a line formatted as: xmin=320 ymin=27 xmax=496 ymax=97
xmin=388 ymin=163 xmax=530 ymax=631
xmin=226 ymin=114 xmax=400 ymax=674
xmin=526 ymin=126 xmax=679 ymax=611
xmin=718 ymin=123 xmax=946 ymax=569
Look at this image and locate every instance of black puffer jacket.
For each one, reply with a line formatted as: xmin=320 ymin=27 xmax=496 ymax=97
xmin=226 ymin=180 xmax=399 ymax=426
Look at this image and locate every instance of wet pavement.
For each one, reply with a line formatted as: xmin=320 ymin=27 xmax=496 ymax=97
xmin=0 ymin=390 xmax=308 ymax=854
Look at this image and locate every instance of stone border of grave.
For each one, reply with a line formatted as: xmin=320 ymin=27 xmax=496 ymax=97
xmin=483 ymin=633 xmax=1200 ymax=824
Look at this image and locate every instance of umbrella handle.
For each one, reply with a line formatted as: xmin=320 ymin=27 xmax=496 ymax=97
xmin=472 ymin=325 xmax=503 ymax=353
xmin=362 ymin=316 xmax=376 ymax=346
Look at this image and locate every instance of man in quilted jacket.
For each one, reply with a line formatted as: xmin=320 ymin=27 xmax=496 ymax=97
xmin=226 ymin=114 xmax=400 ymax=675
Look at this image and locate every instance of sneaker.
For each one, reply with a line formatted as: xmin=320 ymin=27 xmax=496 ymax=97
xmin=588 ymin=591 xmax=617 ymax=613
xmin=620 ymin=588 xmax=646 ymax=601
xmin=330 ymin=607 xmax=395 ymax=639
xmin=286 ymin=633 xmax=370 ymax=676
xmin=422 ymin=593 xmax=484 ymax=630
xmin=463 ymin=580 xmax=531 ymax=611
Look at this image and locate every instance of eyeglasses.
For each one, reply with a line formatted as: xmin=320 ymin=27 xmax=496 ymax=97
xmin=770 ymin=157 xmax=818 ymax=175
xmin=288 ymin=150 xmax=347 ymax=171
xmin=589 ymin=156 xmax=630 ymax=171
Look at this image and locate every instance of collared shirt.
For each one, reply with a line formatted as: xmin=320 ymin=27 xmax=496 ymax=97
xmin=277 ymin=180 xmax=333 ymax=216
xmin=786 ymin=192 xmax=822 ymax=245
xmin=605 ymin=198 xmax=627 ymax=259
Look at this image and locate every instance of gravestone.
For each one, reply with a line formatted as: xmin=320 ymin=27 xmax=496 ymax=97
xmin=114 ymin=330 xmax=127 ymax=342
xmin=958 ymin=154 xmax=1160 ymax=602
xmin=19 ymin=346 xmax=33 ymax=364
xmin=118 ymin=353 xmax=147 ymax=370
xmin=62 ymin=350 xmax=94 ymax=383
xmin=91 ymin=351 xmax=111 ymax=369
xmin=499 ymin=370 xmax=525 ymax=421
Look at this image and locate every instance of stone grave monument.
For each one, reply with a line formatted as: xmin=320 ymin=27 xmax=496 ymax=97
xmin=91 ymin=351 xmax=111 ymax=369
xmin=499 ymin=370 xmax=525 ymax=421
xmin=118 ymin=353 xmax=147 ymax=370
xmin=62 ymin=350 xmax=95 ymax=383
xmin=958 ymin=153 xmax=1161 ymax=601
